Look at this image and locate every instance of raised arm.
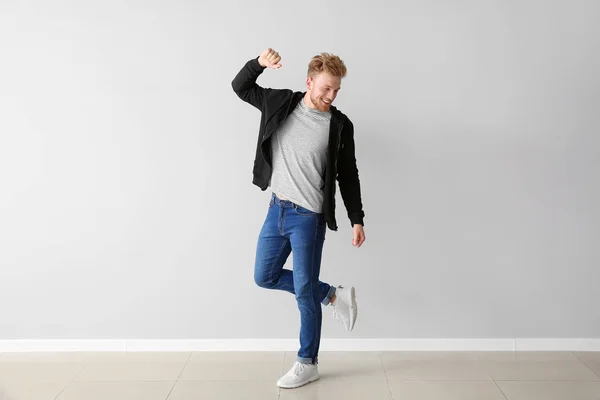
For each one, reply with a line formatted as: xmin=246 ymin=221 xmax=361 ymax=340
xmin=231 ymin=48 xmax=282 ymax=110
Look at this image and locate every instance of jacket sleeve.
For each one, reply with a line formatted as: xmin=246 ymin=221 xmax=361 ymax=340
xmin=231 ymin=56 xmax=271 ymax=110
xmin=337 ymin=119 xmax=365 ymax=227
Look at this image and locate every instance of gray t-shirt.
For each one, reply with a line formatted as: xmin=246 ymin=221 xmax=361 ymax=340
xmin=269 ymin=99 xmax=331 ymax=213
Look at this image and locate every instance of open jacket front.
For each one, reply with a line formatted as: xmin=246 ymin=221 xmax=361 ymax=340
xmin=232 ymin=57 xmax=365 ymax=231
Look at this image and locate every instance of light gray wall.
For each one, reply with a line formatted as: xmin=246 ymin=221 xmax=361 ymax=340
xmin=1 ymin=0 xmax=598 ymax=340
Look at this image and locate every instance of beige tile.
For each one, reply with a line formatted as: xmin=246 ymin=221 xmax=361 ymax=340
xmin=497 ymin=381 xmax=600 ymax=400
xmin=0 ymin=352 xmax=90 ymax=363
xmin=580 ymin=360 xmax=600 ymax=379
xmin=282 ymin=351 xmax=386 ymax=381
xmin=56 ymin=382 xmax=173 ymax=400
xmin=483 ymin=360 xmax=599 ymax=381
xmin=168 ymin=381 xmax=279 ymax=400
xmin=0 ymin=381 xmax=66 ymax=400
xmin=291 ymin=351 xmax=381 ymax=362
xmin=383 ymin=359 xmax=491 ymax=381
xmin=189 ymin=351 xmax=284 ymax=363
xmin=576 ymin=352 xmax=600 ymax=362
xmin=75 ymin=361 xmax=184 ymax=382
xmin=389 ymin=380 xmax=507 ymax=400
xmin=278 ymin=379 xmax=392 ymax=400
xmin=0 ymin=351 xmax=191 ymax=363
xmin=179 ymin=358 xmax=283 ymax=381
xmin=0 ymin=362 xmax=85 ymax=385
xmin=382 ymin=351 xmax=480 ymax=361
xmin=82 ymin=351 xmax=191 ymax=363
xmin=477 ymin=351 xmax=578 ymax=361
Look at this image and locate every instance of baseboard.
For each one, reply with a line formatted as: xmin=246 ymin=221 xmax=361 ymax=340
xmin=514 ymin=338 xmax=600 ymax=351
xmin=1 ymin=338 xmax=599 ymax=352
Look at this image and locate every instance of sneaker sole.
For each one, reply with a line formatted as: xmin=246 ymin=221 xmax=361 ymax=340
xmin=277 ymin=372 xmax=320 ymax=389
xmin=349 ymin=286 xmax=357 ymax=331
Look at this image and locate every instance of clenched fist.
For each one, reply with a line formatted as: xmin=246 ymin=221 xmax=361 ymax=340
xmin=258 ymin=48 xmax=282 ymax=69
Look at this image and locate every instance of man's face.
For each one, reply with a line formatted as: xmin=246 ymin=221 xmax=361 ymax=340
xmin=307 ymin=72 xmax=341 ymax=112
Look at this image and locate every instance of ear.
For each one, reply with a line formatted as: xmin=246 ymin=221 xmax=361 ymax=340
xmin=306 ymin=76 xmax=313 ymax=91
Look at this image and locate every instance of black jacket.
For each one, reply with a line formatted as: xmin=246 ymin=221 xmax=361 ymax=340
xmin=231 ymin=57 xmax=365 ymax=231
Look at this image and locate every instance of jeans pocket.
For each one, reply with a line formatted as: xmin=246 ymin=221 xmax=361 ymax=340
xmin=294 ymin=204 xmax=316 ymax=216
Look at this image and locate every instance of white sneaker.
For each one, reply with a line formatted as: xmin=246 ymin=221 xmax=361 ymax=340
xmin=277 ymin=361 xmax=319 ymax=389
xmin=332 ymin=285 xmax=357 ymax=331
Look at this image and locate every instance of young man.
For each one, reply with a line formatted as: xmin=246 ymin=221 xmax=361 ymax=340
xmin=232 ymin=48 xmax=366 ymax=389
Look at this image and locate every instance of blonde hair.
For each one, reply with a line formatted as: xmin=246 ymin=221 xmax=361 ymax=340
xmin=307 ymin=52 xmax=347 ymax=78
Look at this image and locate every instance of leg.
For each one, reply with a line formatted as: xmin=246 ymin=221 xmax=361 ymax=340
xmin=289 ymin=210 xmax=328 ymax=365
xmin=254 ymin=200 xmax=295 ymax=293
xmin=254 ymin=199 xmax=335 ymax=300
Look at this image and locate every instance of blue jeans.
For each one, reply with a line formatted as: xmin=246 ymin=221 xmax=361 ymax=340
xmin=254 ymin=193 xmax=336 ymax=365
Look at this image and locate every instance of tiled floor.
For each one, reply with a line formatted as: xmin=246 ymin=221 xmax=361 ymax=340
xmin=0 ymin=351 xmax=599 ymax=399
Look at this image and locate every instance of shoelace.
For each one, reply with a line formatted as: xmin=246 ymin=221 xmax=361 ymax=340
xmin=331 ymin=286 xmax=344 ymax=319
xmin=332 ymin=302 xmax=349 ymax=325
xmin=291 ymin=362 xmax=305 ymax=376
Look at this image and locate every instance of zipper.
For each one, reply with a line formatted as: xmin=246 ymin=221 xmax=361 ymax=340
xmin=334 ymin=122 xmax=343 ymax=167
xmin=261 ymin=95 xmax=297 ymax=167
xmin=263 ymin=95 xmax=296 ymax=142
xmin=332 ymin=119 xmax=344 ymax=197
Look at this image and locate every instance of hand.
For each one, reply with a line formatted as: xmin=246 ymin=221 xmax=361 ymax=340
xmin=258 ymin=48 xmax=282 ymax=69
xmin=352 ymin=224 xmax=366 ymax=248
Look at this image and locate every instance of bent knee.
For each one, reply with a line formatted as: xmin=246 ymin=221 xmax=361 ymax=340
xmin=254 ymin=274 xmax=272 ymax=289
